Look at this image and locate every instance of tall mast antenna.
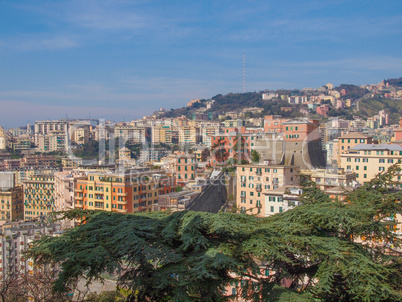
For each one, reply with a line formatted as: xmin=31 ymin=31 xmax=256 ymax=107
xmin=243 ymin=53 xmax=246 ymax=93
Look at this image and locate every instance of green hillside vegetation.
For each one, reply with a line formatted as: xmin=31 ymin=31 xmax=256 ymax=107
xmin=359 ymin=97 xmax=402 ymax=124
xmin=385 ymin=77 xmax=402 ymax=87
xmin=335 ymin=84 xmax=368 ymax=100
xmin=28 ymin=166 xmax=402 ymax=302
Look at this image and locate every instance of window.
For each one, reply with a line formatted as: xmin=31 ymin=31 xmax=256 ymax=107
xmin=364 ymin=166 xmax=367 ymax=171
xmin=250 ymin=192 xmax=254 ymax=196
xmin=347 ymin=158 xmax=351 ymax=162
xmin=379 ymin=167 xmax=385 ymax=171
xmin=356 ymin=166 xmax=359 ymax=170
xmin=388 ymin=159 xmax=394 ymax=163
xmin=364 ymin=174 xmax=367 ymax=178
xmin=270 ymin=206 xmax=274 ymax=212
xmin=379 ymin=159 xmax=385 ymax=163
xmin=241 ymin=199 xmax=246 ymax=204
xmin=279 ymin=207 xmax=283 ymax=212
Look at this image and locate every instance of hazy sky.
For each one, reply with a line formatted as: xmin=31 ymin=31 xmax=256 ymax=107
xmin=1 ymin=0 xmax=402 ymax=127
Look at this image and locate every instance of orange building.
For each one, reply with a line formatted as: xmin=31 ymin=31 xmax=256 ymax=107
xmin=75 ymin=169 xmax=175 ymax=214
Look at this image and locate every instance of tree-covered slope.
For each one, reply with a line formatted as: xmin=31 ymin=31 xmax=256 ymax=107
xmin=359 ymin=97 xmax=402 ymax=124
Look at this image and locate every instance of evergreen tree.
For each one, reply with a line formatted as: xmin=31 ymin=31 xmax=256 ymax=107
xmin=28 ymin=166 xmax=402 ymax=301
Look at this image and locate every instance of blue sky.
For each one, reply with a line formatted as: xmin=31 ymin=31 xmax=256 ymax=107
xmin=1 ymin=0 xmax=402 ymax=127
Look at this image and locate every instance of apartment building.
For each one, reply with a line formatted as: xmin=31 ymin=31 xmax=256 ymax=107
xmin=340 ymin=144 xmax=402 ymax=184
xmin=54 ymin=171 xmax=86 ymax=229
xmin=178 ymin=126 xmax=200 ymax=145
xmin=236 ymin=164 xmax=300 ymax=216
xmin=75 ymin=169 xmax=175 ymax=214
xmin=23 ymin=175 xmax=55 ymax=221
xmin=34 ymin=120 xmax=68 ymax=145
xmin=210 ymin=133 xmax=252 ymax=166
xmin=0 ymin=172 xmax=23 ymax=221
xmin=163 ymin=153 xmax=196 ymax=184
xmin=337 ymin=132 xmax=372 ymax=165
xmin=114 ymin=125 xmax=147 ymax=144
xmin=151 ymin=125 xmax=173 ymax=144
xmin=0 ymin=222 xmax=61 ymax=282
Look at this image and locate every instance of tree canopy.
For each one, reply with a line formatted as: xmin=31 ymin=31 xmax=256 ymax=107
xmin=28 ymin=166 xmax=402 ymax=301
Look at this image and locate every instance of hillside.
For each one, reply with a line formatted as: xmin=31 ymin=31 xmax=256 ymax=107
xmin=385 ymin=77 xmax=402 ymax=87
xmin=359 ymin=97 xmax=402 ymax=124
xmin=162 ymin=91 xmax=303 ymax=119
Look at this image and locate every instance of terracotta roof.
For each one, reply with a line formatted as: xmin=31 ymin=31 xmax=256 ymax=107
xmin=339 ymin=132 xmax=369 ymax=139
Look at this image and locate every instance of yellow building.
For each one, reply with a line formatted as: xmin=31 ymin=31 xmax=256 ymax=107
xmin=152 ymin=125 xmax=173 ymax=144
xmin=236 ymin=164 xmax=299 ymax=216
xmin=340 ymin=144 xmax=402 ymax=184
xmin=0 ymin=186 xmax=23 ymax=221
xmin=337 ymin=132 xmax=372 ymax=165
xmin=23 ymin=175 xmax=55 ymax=221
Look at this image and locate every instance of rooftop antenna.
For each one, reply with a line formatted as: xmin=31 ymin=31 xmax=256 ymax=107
xmin=243 ymin=53 xmax=246 ymax=93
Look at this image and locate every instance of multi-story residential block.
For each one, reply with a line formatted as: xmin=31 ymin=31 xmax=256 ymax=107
xmin=236 ymin=164 xmax=300 ymax=216
xmin=340 ymin=144 xmax=402 ymax=184
xmin=75 ymin=169 xmax=175 ymax=214
xmin=0 ymin=172 xmax=23 ymax=221
xmin=151 ymin=125 xmax=173 ymax=144
xmin=163 ymin=153 xmax=196 ymax=184
xmin=23 ymin=175 xmax=55 ymax=221
xmin=114 ymin=125 xmax=147 ymax=144
xmin=11 ymin=136 xmax=32 ymax=151
xmin=20 ymin=154 xmax=57 ymax=169
xmin=37 ymin=130 xmax=67 ymax=152
xmin=210 ymin=133 xmax=252 ymax=166
xmin=178 ymin=126 xmax=200 ymax=145
xmin=337 ymin=132 xmax=372 ymax=165
xmin=34 ymin=120 xmax=68 ymax=146
xmin=54 ymin=171 xmax=86 ymax=229
xmin=0 ymin=222 xmax=61 ymax=281
xmin=201 ymin=126 xmax=220 ymax=147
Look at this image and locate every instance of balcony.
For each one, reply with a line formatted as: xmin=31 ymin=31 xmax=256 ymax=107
xmin=240 ymin=194 xmax=246 ymax=198
xmin=75 ymin=196 xmax=83 ymax=200
xmin=256 ymin=187 xmax=262 ymax=193
xmin=116 ymin=200 xmax=128 ymax=204
xmin=75 ymin=203 xmax=83 ymax=208
xmin=76 ymin=188 xmax=83 ymax=193
xmin=117 ymin=192 xmax=128 ymax=197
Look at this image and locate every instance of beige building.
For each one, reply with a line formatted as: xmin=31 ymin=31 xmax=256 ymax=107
xmin=54 ymin=171 xmax=86 ymax=229
xmin=152 ymin=125 xmax=173 ymax=144
xmin=302 ymin=168 xmax=357 ymax=190
xmin=264 ymin=186 xmax=302 ymax=216
xmin=114 ymin=125 xmax=147 ymax=144
xmin=340 ymin=144 xmax=402 ymax=184
xmin=23 ymin=175 xmax=55 ymax=221
xmin=71 ymin=126 xmax=90 ymax=144
xmin=236 ymin=164 xmax=300 ymax=216
xmin=178 ymin=126 xmax=200 ymax=145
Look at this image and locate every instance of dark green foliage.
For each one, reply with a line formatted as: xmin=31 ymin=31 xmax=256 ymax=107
xmin=251 ymin=150 xmax=260 ymax=163
xmin=73 ymin=140 xmax=99 ymax=159
xmin=335 ymin=84 xmax=369 ymax=100
xmin=29 ymin=167 xmax=402 ymax=301
xmin=385 ymin=77 xmax=402 ymax=87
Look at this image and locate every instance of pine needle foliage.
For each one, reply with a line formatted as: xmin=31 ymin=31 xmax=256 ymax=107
xmin=28 ymin=166 xmax=402 ymax=301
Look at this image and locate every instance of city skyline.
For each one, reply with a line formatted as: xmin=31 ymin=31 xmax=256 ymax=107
xmin=1 ymin=0 xmax=402 ymax=127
